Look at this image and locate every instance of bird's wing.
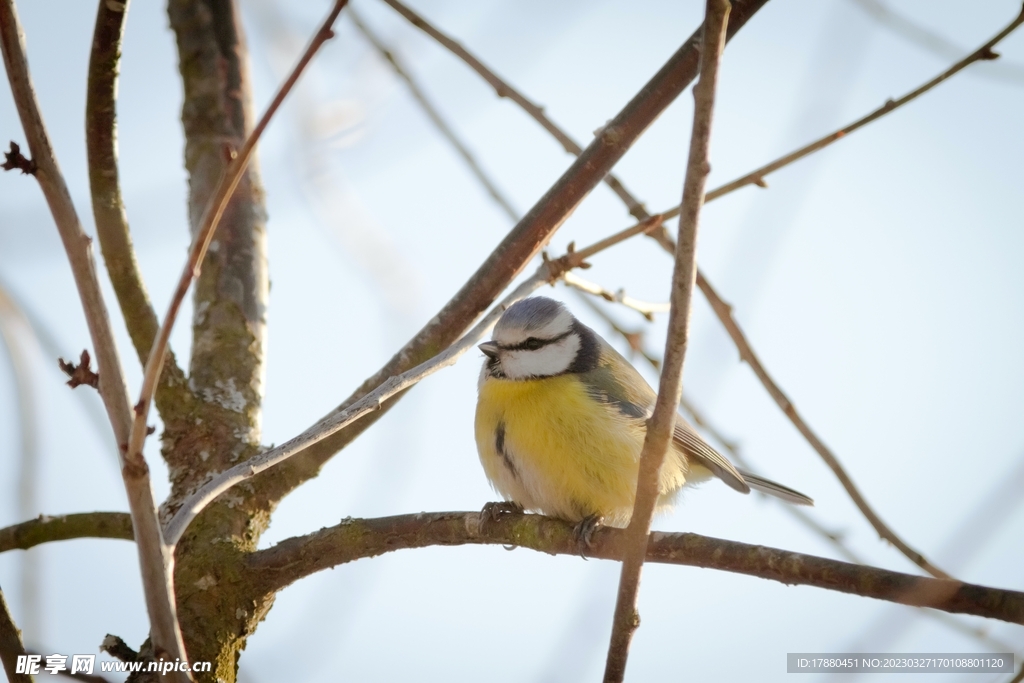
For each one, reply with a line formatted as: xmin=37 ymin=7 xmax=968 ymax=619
xmin=672 ymin=421 xmax=750 ymax=493
xmin=736 ymin=468 xmax=814 ymax=505
xmin=581 ymin=338 xmax=752 ymax=494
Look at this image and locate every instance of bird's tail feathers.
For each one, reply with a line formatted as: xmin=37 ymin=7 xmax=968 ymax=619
xmin=737 ymin=469 xmax=814 ymax=506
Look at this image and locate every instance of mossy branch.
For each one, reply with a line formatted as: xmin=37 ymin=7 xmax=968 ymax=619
xmin=0 ymin=513 xmax=134 ymax=554
xmin=248 ymin=511 xmax=1024 ymax=625
xmin=86 ymin=0 xmax=192 ymax=420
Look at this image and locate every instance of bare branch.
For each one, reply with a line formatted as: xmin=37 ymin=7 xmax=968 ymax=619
xmin=0 ymin=588 xmax=31 ymax=683
xmin=349 ymin=7 xmax=518 ymax=221
xmin=0 ymin=0 xmax=189 ymax=669
xmin=562 ymin=272 xmax=668 ymax=321
xmin=247 ymin=511 xmax=1024 ymax=625
xmin=0 ymin=513 xmax=133 ymax=555
xmin=262 ymin=0 xmax=771 ymax=505
xmin=85 ymin=0 xmax=191 ymax=414
xmin=605 ymin=2 xmax=730 ymax=679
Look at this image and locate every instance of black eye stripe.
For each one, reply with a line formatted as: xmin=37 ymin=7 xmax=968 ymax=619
xmin=499 ymin=329 xmax=573 ymax=351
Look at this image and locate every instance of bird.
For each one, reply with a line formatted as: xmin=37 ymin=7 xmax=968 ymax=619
xmin=474 ymin=296 xmax=812 ymax=544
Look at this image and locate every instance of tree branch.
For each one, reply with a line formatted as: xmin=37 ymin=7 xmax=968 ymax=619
xmin=0 ymin=588 xmax=31 ymax=683
xmin=260 ymin=0 xmax=771 ymax=506
xmin=247 ymin=511 xmax=1024 ymax=625
xmin=0 ymin=513 xmax=133 ymax=555
xmin=605 ymin=2 xmax=730 ymax=679
xmin=86 ymin=0 xmax=192 ymax=419
xmin=0 ymin=0 xmax=189 ymax=670
xmin=561 ymin=272 xmax=668 ymax=321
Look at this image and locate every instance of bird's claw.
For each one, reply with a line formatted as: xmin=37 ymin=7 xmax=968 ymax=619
xmin=478 ymin=501 xmax=524 ymax=533
xmin=571 ymin=514 xmax=604 ymax=558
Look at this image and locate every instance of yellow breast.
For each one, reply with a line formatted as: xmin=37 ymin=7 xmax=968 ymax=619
xmin=475 ymin=373 xmax=685 ymax=526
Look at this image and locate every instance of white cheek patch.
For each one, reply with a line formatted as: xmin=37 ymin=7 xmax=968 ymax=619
xmin=500 ymin=334 xmax=581 ymax=379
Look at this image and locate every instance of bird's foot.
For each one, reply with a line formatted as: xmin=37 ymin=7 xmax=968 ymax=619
xmin=478 ymin=500 xmax=524 ymax=533
xmin=571 ymin=514 xmax=604 ymax=558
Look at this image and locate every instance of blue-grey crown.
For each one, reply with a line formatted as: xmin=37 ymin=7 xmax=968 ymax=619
xmin=496 ymin=297 xmax=569 ymax=333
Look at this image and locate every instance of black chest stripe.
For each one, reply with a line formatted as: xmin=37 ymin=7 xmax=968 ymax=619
xmin=495 ymin=421 xmax=519 ymax=480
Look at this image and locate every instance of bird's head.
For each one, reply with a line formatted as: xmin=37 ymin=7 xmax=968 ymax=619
xmin=479 ymin=297 xmax=596 ymax=379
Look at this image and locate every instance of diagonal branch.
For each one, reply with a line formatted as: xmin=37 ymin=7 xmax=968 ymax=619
xmin=605 ymin=2 xmax=730 ymax=679
xmin=261 ymin=0 xmax=771 ymax=506
xmin=246 ymin=511 xmax=1024 ymax=625
xmin=0 ymin=588 xmax=32 ymax=683
xmin=348 ymin=7 xmax=518 ymax=221
xmin=0 ymin=0 xmax=189 ymax=671
xmin=86 ymin=0 xmax=192 ymax=418
xmin=0 ymin=513 xmax=133 ymax=555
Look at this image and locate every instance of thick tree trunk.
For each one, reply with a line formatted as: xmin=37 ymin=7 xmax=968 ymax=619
xmin=165 ymin=1 xmax=272 ymax=680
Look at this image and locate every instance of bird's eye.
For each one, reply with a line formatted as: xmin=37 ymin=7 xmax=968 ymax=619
xmin=523 ymin=337 xmax=544 ymax=350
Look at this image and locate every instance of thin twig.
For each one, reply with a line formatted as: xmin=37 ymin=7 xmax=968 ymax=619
xmin=0 ymin=0 xmax=189 ymax=671
xmin=561 ymin=272 xmax=669 ymax=321
xmin=0 ymin=513 xmax=134 ymax=555
xmin=0 ymin=587 xmax=32 ymax=683
xmin=348 ymin=7 xmax=518 ymax=220
xmin=695 ymin=273 xmax=950 ymax=578
xmin=127 ymin=0 xmax=349 ymax=524
xmin=703 ymin=6 xmax=1024 ymax=202
xmin=604 ymin=2 xmax=730 ymax=679
xmin=85 ymin=0 xmax=190 ymax=411
xmin=246 ymin=511 xmax=1024 ymax=625
xmin=164 ymin=216 xmax=662 ymax=545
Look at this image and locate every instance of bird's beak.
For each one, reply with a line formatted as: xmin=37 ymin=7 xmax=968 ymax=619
xmin=478 ymin=342 xmax=500 ymax=359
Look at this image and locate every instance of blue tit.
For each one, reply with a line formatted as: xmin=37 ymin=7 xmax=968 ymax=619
xmin=475 ymin=296 xmax=812 ymax=535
